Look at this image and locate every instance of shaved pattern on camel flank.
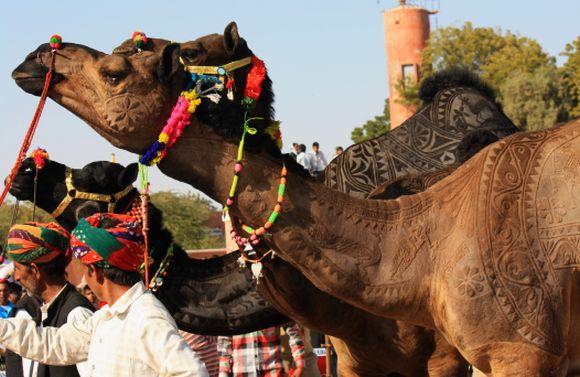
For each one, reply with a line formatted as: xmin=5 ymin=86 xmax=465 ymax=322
xmin=539 ymin=139 xmax=580 ymax=271
xmin=476 ymin=126 xmax=580 ymax=352
xmin=325 ymin=87 xmax=515 ymax=197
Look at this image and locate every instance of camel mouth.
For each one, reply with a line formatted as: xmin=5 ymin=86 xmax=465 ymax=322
xmin=8 ymin=181 xmax=32 ymax=201
xmin=12 ymin=54 xmax=53 ymax=96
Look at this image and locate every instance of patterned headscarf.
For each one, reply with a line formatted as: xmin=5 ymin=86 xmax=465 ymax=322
xmin=70 ymin=213 xmax=144 ymax=272
xmin=6 ymin=222 xmax=70 ymax=264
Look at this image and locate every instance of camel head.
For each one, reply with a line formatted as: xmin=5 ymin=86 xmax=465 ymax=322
xmin=12 ymin=22 xmax=279 ymax=158
xmin=10 ymin=157 xmax=138 ymax=230
xmin=12 ymin=34 xmax=186 ymax=152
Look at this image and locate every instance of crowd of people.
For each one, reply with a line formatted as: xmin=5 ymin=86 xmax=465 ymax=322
xmin=289 ymin=142 xmax=344 ymax=177
xmin=0 ymin=216 xmax=335 ymax=377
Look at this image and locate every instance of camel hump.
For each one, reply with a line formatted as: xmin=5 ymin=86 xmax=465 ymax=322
xmin=419 ymin=67 xmax=497 ymax=104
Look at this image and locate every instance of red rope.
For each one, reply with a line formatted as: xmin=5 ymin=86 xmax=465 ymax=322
xmin=0 ymin=51 xmax=56 ymax=208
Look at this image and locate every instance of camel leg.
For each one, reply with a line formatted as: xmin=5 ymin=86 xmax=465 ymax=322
xmin=484 ymin=344 xmax=567 ymax=377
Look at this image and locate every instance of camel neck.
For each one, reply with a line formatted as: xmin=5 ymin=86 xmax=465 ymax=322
xmin=158 ymin=131 xmax=472 ymax=326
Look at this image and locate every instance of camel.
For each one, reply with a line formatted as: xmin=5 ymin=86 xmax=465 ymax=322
xmin=12 ymin=26 xmax=579 ymax=375
xmin=10 ymin=32 xmax=476 ymax=376
xmin=8 ymin=157 xmax=289 ymax=335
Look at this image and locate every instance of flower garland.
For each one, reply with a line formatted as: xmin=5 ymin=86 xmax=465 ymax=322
xmin=139 ymin=87 xmax=202 ymax=166
xmin=241 ymin=56 xmax=266 ymax=110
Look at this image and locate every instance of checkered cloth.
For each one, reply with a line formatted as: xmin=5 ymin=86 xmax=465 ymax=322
xmin=218 ymin=323 xmax=305 ymax=377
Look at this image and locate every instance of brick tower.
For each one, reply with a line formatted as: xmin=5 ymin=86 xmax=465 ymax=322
xmin=383 ymin=0 xmax=433 ymax=128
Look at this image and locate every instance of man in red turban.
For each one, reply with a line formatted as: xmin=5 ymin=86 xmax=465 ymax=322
xmin=5 ymin=221 xmax=94 ymax=377
xmin=0 ymin=213 xmax=208 ymax=377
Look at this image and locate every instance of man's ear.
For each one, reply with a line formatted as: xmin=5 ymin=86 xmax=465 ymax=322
xmin=94 ymin=267 xmax=105 ymax=284
xmin=29 ymin=263 xmax=42 ymax=278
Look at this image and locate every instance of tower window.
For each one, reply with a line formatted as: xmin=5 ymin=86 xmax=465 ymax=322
xmin=402 ymin=64 xmax=415 ymax=85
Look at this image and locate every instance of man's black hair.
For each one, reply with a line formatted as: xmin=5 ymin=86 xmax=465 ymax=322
xmin=96 ymin=265 xmax=142 ymax=287
xmin=312 ymin=142 xmax=319 ymax=147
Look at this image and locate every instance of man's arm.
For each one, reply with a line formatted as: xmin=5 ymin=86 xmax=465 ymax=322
xmin=217 ymin=336 xmax=233 ymax=377
xmin=0 ymin=315 xmax=93 ymax=365
xmin=284 ymin=322 xmax=306 ymax=372
xmin=67 ymin=306 xmax=94 ymax=376
xmin=139 ymin=315 xmax=209 ymax=377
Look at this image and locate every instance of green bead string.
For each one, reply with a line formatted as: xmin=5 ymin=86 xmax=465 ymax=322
xmin=223 ymin=114 xmax=261 ymax=213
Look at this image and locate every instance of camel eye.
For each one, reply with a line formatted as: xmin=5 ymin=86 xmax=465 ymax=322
xmin=181 ymin=49 xmax=202 ymax=63
xmin=101 ymin=69 xmax=128 ymax=85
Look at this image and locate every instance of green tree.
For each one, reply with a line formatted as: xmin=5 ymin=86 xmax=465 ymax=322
xmin=561 ymin=36 xmax=580 ymax=117
xmin=351 ymin=98 xmax=391 ymax=143
xmin=0 ymin=201 xmax=52 ymax=244
xmin=500 ymin=66 xmax=569 ymax=131
xmin=400 ymin=22 xmax=572 ymax=131
xmin=150 ymin=191 xmax=224 ymax=250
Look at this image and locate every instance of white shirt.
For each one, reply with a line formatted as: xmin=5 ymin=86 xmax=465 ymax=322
xmin=309 ymin=151 xmax=327 ymax=172
xmin=296 ymin=152 xmax=311 ymax=171
xmin=0 ymin=282 xmax=208 ymax=377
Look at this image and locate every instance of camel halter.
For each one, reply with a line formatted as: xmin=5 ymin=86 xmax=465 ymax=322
xmin=0 ymin=35 xmax=62 ymax=211
xmin=51 ymin=167 xmax=134 ymax=218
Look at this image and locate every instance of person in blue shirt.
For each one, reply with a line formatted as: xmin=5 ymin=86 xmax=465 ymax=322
xmin=0 ymin=281 xmax=14 ymax=318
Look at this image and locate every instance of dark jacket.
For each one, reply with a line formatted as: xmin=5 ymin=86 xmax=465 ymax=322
xmin=7 ymin=284 xmax=94 ymax=377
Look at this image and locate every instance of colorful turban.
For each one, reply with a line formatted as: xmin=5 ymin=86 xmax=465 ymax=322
xmin=70 ymin=213 xmax=144 ymax=272
xmin=6 ymin=222 xmax=69 ymax=264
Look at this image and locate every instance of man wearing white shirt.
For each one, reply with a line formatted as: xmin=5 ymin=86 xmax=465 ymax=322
xmin=4 ymin=222 xmax=94 ymax=377
xmin=296 ymin=144 xmax=311 ymax=172
xmin=309 ymin=142 xmax=328 ymax=176
xmin=0 ymin=214 xmax=208 ymax=377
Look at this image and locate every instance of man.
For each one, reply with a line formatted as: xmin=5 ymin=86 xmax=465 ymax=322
xmin=0 ymin=214 xmax=208 ymax=377
xmin=3 ymin=221 xmax=94 ymax=377
xmin=296 ymin=144 xmax=311 ymax=172
xmin=309 ymin=142 xmax=327 ymax=176
xmin=218 ymin=322 xmax=306 ymax=377
xmin=0 ymin=281 xmax=13 ymax=318
xmin=289 ymin=143 xmax=300 ymax=160
xmin=331 ymin=146 xmax=343 ymax=161
xmin=7 ymin=282 xmax=23 ymax=305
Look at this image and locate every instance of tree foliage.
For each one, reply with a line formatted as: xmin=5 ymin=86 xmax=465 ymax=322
xmin=561 ymin=36 xmax=580 ymax=117
xmin=0 ymin=202 xmax=52 ymax=245
xmin=0 ymin=192 xmax=223 ymax=252
xmin=351 ymin=98 xmax=391 ymax=143
xmin=394 ymin=22 xmax=576 ymax=131
xmin=500 ymin=66 xmax=569 ymax=131
xmin=150 ymin=191 xmax=224 ymax=250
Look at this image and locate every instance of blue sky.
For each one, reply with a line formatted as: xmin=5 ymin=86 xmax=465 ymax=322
xmin=1 ymin=0 xmax=578 ymax=196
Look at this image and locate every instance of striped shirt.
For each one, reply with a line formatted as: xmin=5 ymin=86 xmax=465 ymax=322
xmin=218 ymin=323 xmax=306 ymax=377
xmin=181 ymin=332 xmax=219 ymax=377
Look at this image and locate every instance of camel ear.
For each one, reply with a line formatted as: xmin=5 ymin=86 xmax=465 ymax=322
xmin=224 ymin=22 xmax=240 ymax=56
xmin=118 ymin=163 xmax=139 ymax=188
xmin=158 ymin=43 xmax=182 ymax=84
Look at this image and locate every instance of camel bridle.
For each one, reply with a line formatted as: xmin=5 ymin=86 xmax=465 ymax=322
xmin=51 ymin=167 xmax=135 ymax=218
